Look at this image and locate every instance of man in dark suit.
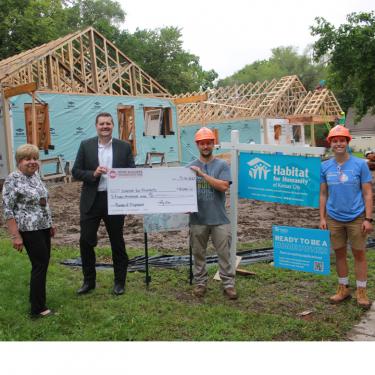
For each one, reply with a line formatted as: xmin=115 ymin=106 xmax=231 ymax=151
xmin=72 ymin=112 xmax=135 ymax=295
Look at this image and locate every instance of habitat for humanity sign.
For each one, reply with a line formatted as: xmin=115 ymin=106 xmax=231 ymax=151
xmin=273 ymin=226 xmax=330 ymax=275
xmin=238 ymin=152 xmax=320 ymax=207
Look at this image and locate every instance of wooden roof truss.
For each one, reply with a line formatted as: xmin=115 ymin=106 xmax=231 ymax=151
xmin=0 ymin=27 xmax=170 ymax=97
xmin=176 ymin=75 xmax=342 ymax=125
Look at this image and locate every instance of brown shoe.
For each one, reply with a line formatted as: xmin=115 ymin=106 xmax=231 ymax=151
xmin=193 ymin=285 xmax=206 ymax=298
xmin=223 ymin=287 xmax=238 ymax=300
xmin=355 ymin=287 xmax=372 ymax=309
xmin=329 ymin=284 xmax=351 ymax=304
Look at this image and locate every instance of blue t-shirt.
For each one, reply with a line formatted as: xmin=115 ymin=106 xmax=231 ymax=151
xmin=320 ymin=156 xmax=372 ymax=222
xmin=188 ymin=158 xmax=231 ymax=225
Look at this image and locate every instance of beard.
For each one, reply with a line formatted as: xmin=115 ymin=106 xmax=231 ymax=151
xmin=200 ymin=149 xmax=213 ymax=158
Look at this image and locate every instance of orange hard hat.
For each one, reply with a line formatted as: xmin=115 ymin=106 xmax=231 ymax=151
xmin=194 ymin=127 xmax=215 ymax=142
xmin=326 ymin=125 xmax=352 ymax=143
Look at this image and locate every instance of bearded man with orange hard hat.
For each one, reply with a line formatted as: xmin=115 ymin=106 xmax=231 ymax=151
xmin=188 ymin=127 xmax=237 ymax=300
xmin=320 ymin=125 xmax=373 ymax=309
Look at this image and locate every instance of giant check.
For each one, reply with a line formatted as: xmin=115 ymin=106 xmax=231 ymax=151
xmin=107 ymin=167 xmax=198 ymax=214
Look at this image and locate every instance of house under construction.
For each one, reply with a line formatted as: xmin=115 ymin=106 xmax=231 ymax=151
xmin=0 ymin=27 xmax=343 ymax=178
xmin=0 ymin=27 xmax=178 ymax=179
xmin=174 ymin=75 xmax=342 ymax=163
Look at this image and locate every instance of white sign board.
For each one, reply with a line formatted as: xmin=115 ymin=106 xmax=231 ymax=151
xmin=143 ymin=213 xmax=189 ymax=233
xmin=107 ymin=167 xmax=198 ymax=215
xmin=0 ymin=95 xmax=10 ymax=179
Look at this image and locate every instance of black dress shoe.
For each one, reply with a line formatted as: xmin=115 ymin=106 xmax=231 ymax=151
xmin=113 ymin=284 xmax=125 ymax=295
xmin=77 ymin=282 xmax=95 ymax=295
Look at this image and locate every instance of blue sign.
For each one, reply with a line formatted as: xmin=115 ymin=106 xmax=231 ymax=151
xmin=238 ymin=152 xmax=321 ymax=207
xmin=273 ymin=226 xmax=330 ymax=275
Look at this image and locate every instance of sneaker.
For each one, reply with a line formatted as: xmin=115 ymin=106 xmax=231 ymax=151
xmin=193 ymin=284 xmax=206 ymax=298
xmin=223 ymin=286 xmax=238 ymax=300
xmin=329 ymin=284 xmax=351 ymax=304
xmin=355 ymin=287 xmax=372 ymax=309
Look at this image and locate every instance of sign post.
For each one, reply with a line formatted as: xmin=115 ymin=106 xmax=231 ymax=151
xmin=220 ymin=130 xmax=325 ymax=270
xmin=107 ymin=168 xmax=196 ymax=287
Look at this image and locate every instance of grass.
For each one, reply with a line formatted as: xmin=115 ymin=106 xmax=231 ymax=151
xmin=0 ymin=230 xmax=374 ymax=341
xmin=352 ymin=152 xmax=365 ymax=158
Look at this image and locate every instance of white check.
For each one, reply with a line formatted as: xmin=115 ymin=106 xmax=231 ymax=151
xmin=107 ymin=167 xmax=198 ymax=214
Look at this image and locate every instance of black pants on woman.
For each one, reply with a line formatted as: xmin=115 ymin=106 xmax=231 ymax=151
xmin=20 ymin=229 xmax=51 ymax=315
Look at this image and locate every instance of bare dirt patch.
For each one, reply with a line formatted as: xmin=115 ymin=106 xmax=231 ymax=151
xmin=0 ymin=180 xmax=319 ymax=251
xmin=1 ymin=171 xmax=373 ymax=252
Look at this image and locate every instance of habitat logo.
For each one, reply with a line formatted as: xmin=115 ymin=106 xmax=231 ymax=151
xmin=239 ymin=152 xmax=320 ymax=208
xmin=247 ymin=157 xmax=271 ymax=180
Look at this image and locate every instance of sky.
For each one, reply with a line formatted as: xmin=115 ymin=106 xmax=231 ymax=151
xmin=119 ymin=0 xmax=374 ymax=79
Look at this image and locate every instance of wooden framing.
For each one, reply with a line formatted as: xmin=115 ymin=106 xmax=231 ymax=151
xmin=117 ymin=105 xmax=136 ymax=155
xmin=24 ymin=102 xmax=52 ymax=150
xmin=3 ymin=82 xmax=37 ymax=98
xmin=0 ymin=27 xmax=170 ymax=97
xmin=0 ymin=86 xmax=14 ymax=173
xmin=175 ymin=75 xmax=343 ymax=126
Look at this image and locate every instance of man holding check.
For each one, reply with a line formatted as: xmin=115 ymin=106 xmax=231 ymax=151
xmin=72 ymin=112 xmax=135 ymax=296
xmin=189 ymin=127 xmax=237 ymax=300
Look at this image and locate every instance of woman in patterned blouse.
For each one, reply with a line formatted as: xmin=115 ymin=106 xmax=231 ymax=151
xmin=2 ymin=144 xmax=55 ymax=318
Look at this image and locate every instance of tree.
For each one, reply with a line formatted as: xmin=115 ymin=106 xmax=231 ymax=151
xmin=63 ymin=0 xmax=125 ymax=42
xmin=217 ymin=46 xmax=327 ymax=90
xmin=311 ymin=12 xmax=375 ymax=120
xmin=0 ymin=0 xmax=125 ymax=60
xmin=117 ymin=27 xmax=218 ymax=94
xmin=0 ymin=1 xmax=217 ymax=94
xmin=0 ymin=0 xmax=67 ymax=59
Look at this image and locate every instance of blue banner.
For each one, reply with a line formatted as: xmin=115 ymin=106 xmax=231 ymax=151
xmin=238 ymin=152 xmax=321 ymax=207
xmin=273 ymin=226 xmax=330 ymax=275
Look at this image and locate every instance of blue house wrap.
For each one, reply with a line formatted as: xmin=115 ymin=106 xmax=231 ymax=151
xmin=10 ymin=92 xmax=179 ymax=167
xmin=179 ymin=119 xmax=262 ymax=165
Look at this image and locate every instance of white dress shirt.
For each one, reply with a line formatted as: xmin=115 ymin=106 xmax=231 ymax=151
xmin=97 ymin=139 xmax=113 ymax=192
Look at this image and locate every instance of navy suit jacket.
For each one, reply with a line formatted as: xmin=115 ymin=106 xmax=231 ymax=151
xmin=72 ymin=137 xmax=135 ymax=214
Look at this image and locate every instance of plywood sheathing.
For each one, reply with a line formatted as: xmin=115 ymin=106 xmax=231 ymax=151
xmin=0 ymin=27 xmax=170 ymax=97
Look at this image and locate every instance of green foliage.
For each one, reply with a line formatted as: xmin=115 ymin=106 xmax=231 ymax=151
xmin=217 ymin=46 xmax=327 ymax=90
xmin=0 ymin=0 xmax=125 ymax=60
xmin=311 ymin=12 xmax=375 ymax=121
xmin=0 ymin=0 xmax=216 ymax=94
xmin=0 ymin=236 xmax=373 ymax=341
xmin=118 ymin=27 xmax=218 ymax=94
xmin=0 ymin=0 xmax=68 ymax=59
xmin=63 ymin=0 xmax=125 ymax=41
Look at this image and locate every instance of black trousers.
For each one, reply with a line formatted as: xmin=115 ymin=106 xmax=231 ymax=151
xmin=80 ymin=191 xmax=128 ymax=286
xmin=20 ymin=229 xmax=51 ymax=315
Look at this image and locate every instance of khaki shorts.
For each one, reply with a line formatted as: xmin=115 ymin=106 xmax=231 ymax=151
xmin=327 ymin=215 xmax=368 ymax=250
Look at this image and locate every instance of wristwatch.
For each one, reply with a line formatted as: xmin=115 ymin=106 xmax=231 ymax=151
xmin=364 ymin=217 xmax=373 ymax=223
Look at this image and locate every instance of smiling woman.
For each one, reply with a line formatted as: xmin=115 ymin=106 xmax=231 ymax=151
xmin=319 ymin=125 xmax=374 ymax=309
xmin=1 ymin=143 xmax=55 ymax=318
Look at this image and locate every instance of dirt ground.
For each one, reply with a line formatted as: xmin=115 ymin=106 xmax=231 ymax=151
xmin=1 ymin=180 xmax=320 ymax=251
xmin=1 ymin=174 xmax=374 ymax=252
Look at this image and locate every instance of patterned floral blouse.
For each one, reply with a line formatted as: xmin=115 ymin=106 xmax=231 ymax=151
xmin=2 ymin=170 xmax=53 ymax=232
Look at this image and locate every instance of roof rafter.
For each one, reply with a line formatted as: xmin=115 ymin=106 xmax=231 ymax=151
xmin=0 ymin=27 xmax=170 ymax=97
xmin=175 ymin=75 xmax=342 ymax=125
